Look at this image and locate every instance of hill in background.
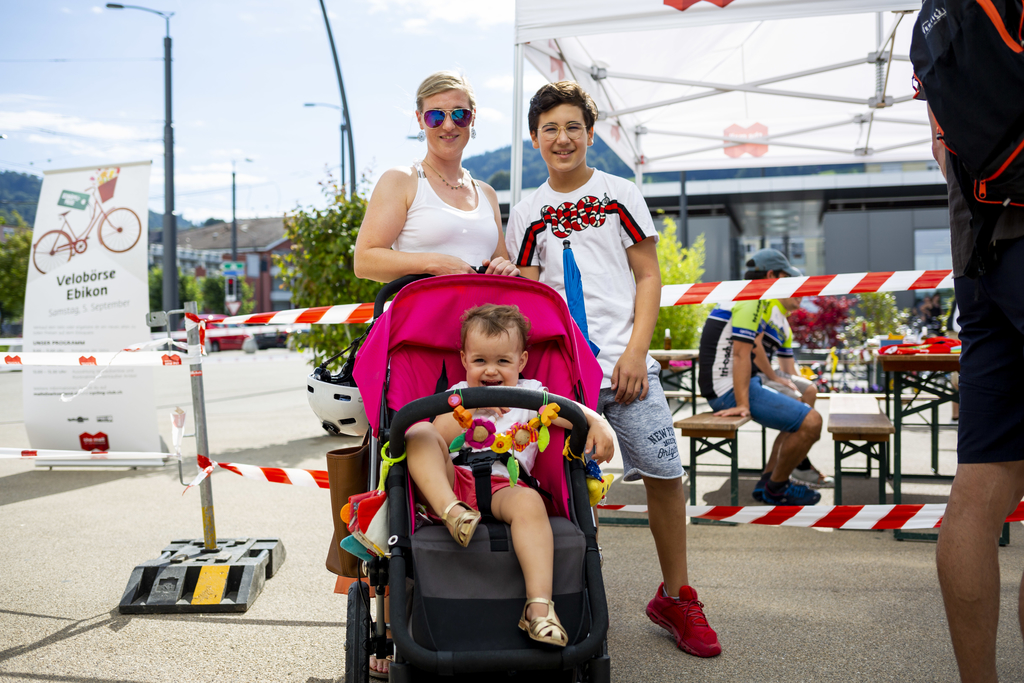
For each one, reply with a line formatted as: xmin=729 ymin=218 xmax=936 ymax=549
xmin=0 ymin=170 xmax=199 ymax=233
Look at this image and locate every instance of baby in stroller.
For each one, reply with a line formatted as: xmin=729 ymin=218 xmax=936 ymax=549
xmin=404 ymin=303 xmax=615 ymax=648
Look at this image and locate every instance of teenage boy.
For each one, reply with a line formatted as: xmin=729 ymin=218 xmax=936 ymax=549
xmin=506 ymin=81 xmax=721 ymax=659
xmin=697 ymin=249 xmax=823 ymax=506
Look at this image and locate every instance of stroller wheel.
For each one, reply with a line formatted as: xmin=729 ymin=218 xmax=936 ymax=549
xmin=345 ymin=581 xmax=371 ymax=683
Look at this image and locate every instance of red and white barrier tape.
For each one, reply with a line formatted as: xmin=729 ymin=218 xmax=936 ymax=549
xmin=1 ymin=448 xmax=169 ymax=460
xmin=181 ymin=454 xmax=1024 ymax=531
xmin=2 ymin=351 xmax=186 ymax=367
xmin=597 ymin=502 xmax=1024 ymax=530
xmin=185 ymin=454 xmax=329 ymax=493
xmin=222 ymin=269 xmax=954 ymax=325
xmin=223 ymin=302 xmax=376 ymax=326
xmin=660 ymin=269 xmax=953 ymax=307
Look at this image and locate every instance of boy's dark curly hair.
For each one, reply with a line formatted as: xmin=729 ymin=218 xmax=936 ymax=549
xmin=528 ymin=80 xmax=598 ymax=133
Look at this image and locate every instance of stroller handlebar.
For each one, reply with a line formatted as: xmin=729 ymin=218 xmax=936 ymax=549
xmin=387 ymin=387 xmax=589 ymax=461
xmin=372 ymin=266 xmax=495 ymax=319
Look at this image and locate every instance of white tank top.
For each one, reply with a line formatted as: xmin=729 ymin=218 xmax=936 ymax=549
xmin=392 ymin=162 xmax=498 ymax=268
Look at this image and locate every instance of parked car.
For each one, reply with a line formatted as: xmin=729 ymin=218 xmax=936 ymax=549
xmin=254 ymin=325 xmax=290 ymax=349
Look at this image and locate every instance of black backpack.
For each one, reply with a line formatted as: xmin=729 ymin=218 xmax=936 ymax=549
xmin=911 ymin=0 xmax=1024 ymax=274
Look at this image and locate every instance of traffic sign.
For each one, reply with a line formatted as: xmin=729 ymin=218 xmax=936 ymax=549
xmin=221 ymin=261 xmax=245 ymax=275
xmin=226 ymin=300 xmax=242 ymax=316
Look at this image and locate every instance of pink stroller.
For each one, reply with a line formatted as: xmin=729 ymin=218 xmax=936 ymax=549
xmin=348 ymin=273 xmax=611 ymax=682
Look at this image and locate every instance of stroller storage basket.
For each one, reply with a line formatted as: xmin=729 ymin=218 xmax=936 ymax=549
xmin=385 ymin=387 xmax=608 ymax=675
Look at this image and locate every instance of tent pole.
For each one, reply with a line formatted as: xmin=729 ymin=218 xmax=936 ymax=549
xmin=511 ymin=42 xmax=525 ymax=207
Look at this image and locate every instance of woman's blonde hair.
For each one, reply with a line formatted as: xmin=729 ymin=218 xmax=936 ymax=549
xmin=416 ymin=70 xmax=476 ymax=112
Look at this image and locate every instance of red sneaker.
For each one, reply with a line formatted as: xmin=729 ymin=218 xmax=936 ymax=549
xmin=645 ymin=583 xmax=722 ymax=657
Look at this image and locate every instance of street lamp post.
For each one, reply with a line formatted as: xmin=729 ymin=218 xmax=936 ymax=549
xmin=317 ymin=0 xmax=355 ymax=197
xmin=231 ymin=158 xmax=253 ymax=262
xmin=303 ymin=103 xmax=346 ymax=189
xmin=106 ymin=3 xmax=177 ymax=322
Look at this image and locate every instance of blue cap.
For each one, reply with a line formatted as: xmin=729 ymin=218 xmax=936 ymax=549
xmin=745 ymin=248 xmax=802 ymax=278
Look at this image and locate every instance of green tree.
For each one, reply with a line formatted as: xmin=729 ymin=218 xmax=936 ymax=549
xmin=847 ymin=292 xmax=912 ymax=345
xmin=200 ymin=273 xmax=255 ymax=315
xmin=0 ymin=221 xmax=31 ymax=328
xmin=148 ymin=267 xmax=203 ymax=313
xmin=276 ymin=177 xmax=382 ymax=366
xmin=649 ymin=218 xmax=710 ymax=351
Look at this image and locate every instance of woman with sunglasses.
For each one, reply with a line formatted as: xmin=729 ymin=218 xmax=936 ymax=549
xmin=354 ymin=71 xmax=518 ymax=282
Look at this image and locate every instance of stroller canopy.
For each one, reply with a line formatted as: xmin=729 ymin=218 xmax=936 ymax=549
xmin=355 ymin=274 xmax=604 ymax=436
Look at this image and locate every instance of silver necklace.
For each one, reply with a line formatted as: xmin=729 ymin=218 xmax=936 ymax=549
xmin=422 ymin=160 xmax=467 ymax=191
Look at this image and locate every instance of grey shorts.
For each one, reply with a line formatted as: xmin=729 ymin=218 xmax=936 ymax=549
xmin=759 ymin=371 xmax=813 ymax=402
xmin=596 ymin=362 xmax=683 ymax=482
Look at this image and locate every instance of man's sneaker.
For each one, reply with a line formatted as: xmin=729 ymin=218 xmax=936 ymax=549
xmin=762 ymin=480 xmax=821 ymax=506
xmin=645 ymin=583 xmax=722 ymax=658
xmin=752 ymin=477 xmax=769 ymax=502
xmin=791 ymin=468 xmax=835 ymax=489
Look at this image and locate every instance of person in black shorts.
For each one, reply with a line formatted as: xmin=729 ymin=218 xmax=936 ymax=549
xmin=927 ymin=103 xmax=1024 ymax=681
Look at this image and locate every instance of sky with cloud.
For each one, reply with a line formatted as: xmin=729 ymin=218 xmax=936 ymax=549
xmin=1 ymin=0 xmax=547 ymax=223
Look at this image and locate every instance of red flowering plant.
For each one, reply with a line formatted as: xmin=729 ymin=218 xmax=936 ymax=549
xmin=789 ymin=296 xmax=853 ymax=349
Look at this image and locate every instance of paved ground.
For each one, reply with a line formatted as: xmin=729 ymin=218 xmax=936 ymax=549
xmin=0 ymin=351 xmax=1021 ymax=682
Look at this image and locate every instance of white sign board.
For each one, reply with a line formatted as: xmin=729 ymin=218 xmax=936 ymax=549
xmin=23 ymin=161 xmax=160 ymax=454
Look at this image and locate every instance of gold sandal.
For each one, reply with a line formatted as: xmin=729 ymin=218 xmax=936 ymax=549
xmin=518 ymin=597 xmax=568 ymax=647
xmin=441 ymin=500 xmax=481 ymax=547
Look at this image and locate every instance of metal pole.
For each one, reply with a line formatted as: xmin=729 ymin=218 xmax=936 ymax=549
xmin=162 ymin=27 xmax=179 ymax=328
xmin=679 ymin=171 xmax=688 ymax=247
xmin=231 ymin=168 xmax=237 ymax=262
xmin=185 ymin=300 xmax=218 ymax=551
xmin=342 ymin=122 xmax=350 ymax=189
xmin=318 ymin=0 xmax=355 ymax=196
xmin=511 ymin=42 xmax=525 ymax=207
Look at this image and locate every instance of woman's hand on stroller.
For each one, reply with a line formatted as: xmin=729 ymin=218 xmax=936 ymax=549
xmin=482 ymin=256 xmax=520 ymax=277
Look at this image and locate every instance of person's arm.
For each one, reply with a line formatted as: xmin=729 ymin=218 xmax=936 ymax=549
xmin=715 ymin=339 xmax=753 ymax=417
xmin=614 ymin=237 xmax=660 ymax=405
xmin=353 ymin=168 xmax=477 ymax=282
xmin=553 ymin=403 xmax=616 ymax=465
xmin=477 ymin=183 xmax=519 ymax=277
xmin=927 ymin=105 xmax=947 ymax=180
xmin=753 ymin=336 xmax=798 ymax=392
xmin=778 ymin=356 xmax=798 ymax=377
xmin=517 ymin=265 xmax=541 ymax=280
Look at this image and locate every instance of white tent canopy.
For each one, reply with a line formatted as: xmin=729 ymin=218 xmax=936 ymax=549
xmin=510 ymin=0 xmax=928 ymax=203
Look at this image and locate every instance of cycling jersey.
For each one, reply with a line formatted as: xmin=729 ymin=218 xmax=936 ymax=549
xmin=697 ymin=299 xmax=793 ymax=400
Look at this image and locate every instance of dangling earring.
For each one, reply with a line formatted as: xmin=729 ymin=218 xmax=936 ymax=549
xmin=471 ymin=127 xmax=477 ymax=139
xmin=417 ymin=130 xmax=426 ymax=142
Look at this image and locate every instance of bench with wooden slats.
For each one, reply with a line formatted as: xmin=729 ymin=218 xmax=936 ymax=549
xmin=674 ymin=413 xmax=750 ymax=522
xmin=827 ymin=395 xmax=894 ymax=505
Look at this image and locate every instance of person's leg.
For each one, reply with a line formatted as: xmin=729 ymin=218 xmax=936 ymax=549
xmin=939 ymin=268 xmax=1024 ymax=681
xmin=936 ymin=461 xmax=1024 ymax=683
xmin=642 ymin=474 xmax=688 ymax=590
xmin=491 ymin=485 xmax=554 ymax=621
xmin=600 ymin=365 xmax=688 ymax=595
xmin=404 ymin=421 xmax=457 ymax=516
xmin=771 ymin=409 xmax=822 ymax=482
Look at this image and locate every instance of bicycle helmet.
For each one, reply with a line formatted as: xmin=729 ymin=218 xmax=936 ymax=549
xmin=307 ymin=342 xmax=369 ymax=437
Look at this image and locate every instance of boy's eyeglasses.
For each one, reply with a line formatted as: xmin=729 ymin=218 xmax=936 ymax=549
xmin=422 ymin=108 xmax=473 ymax=128
xmin=539 ymin=122 xmax=587 ymax=141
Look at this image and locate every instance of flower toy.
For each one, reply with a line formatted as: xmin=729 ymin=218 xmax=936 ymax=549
xmin=492 ymin=433 xmax=513 ymax=453
xmin=510 ymin=422 xmax=539 ymax=452
xmin=453 ymin=405 xmax=473 ymax=429
xmin=466 ymin=419 xmax=496 ymax=449
xmin=527 ymin=402 xmax=559 ymax=452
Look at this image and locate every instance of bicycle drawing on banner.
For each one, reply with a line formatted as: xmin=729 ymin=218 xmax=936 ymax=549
xmin=32 ymin=167 xmax=143 ymax=274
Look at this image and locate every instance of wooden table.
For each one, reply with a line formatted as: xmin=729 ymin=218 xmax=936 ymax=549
xmin=650 ymin=349 xmax=699 ymax=416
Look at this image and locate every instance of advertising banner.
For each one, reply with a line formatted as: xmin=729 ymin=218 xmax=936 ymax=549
xmin=23 ymin=160 xmax=160 ymax=455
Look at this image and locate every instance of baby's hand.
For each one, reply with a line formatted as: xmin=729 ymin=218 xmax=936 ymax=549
xmin=474 ymin=407 xmax=510 ymax=420
xmin=585 ymin=415 xmax=616 ymax=465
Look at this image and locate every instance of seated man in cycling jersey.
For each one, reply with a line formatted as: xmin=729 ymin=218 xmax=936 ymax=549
xmin=751 ymin=297 xmax=833 ymax=490
xmin=696 ymin=249 xmax=823 ymax=506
